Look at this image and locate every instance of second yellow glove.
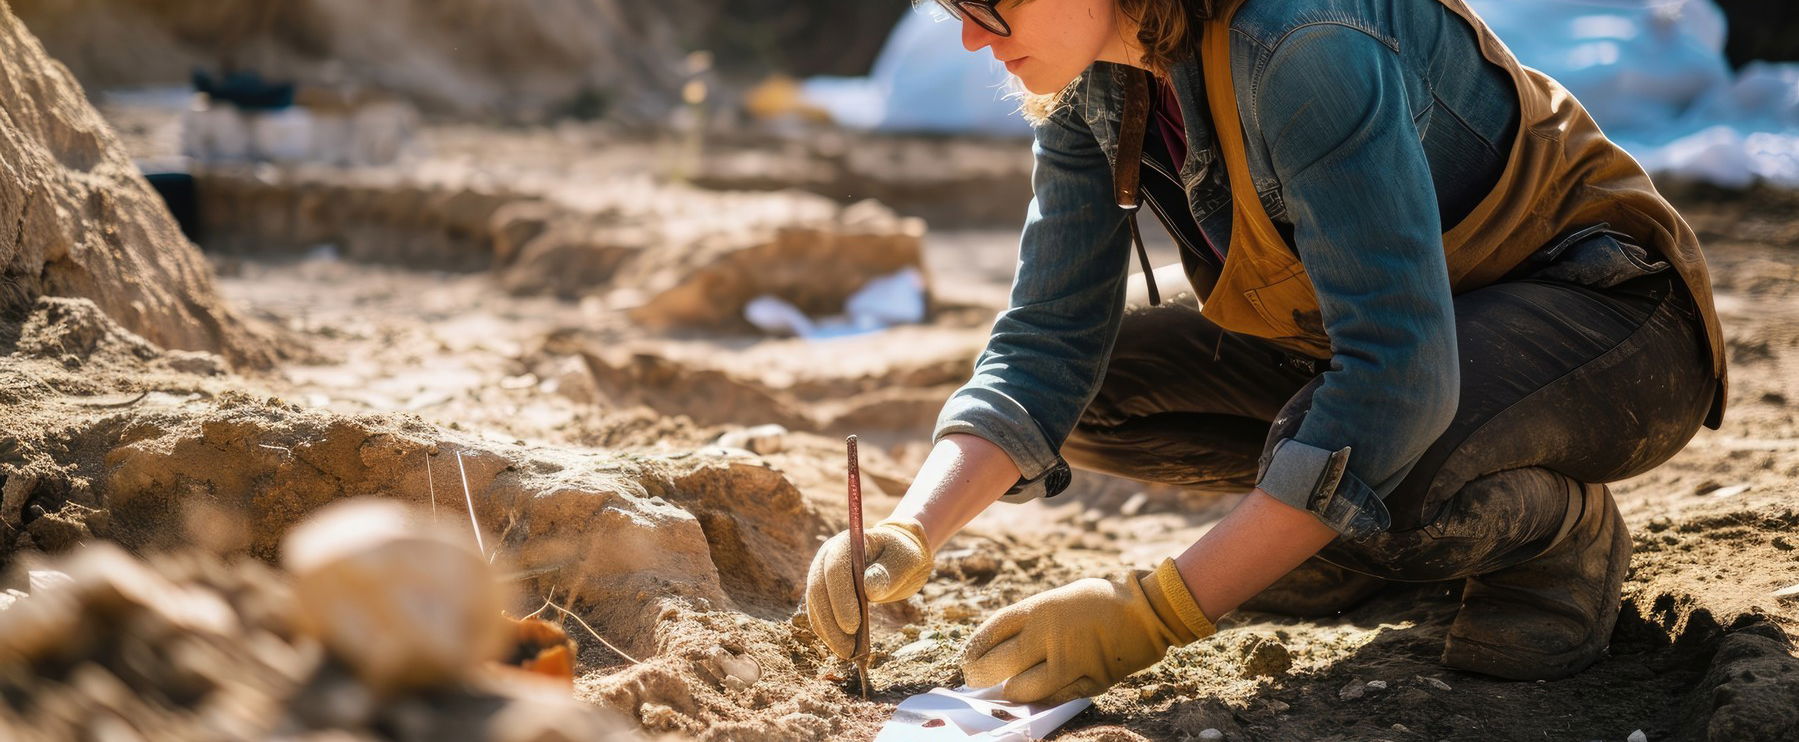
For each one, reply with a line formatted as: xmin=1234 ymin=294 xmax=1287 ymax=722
xmin=960 ymin=558 xmax=1215 ymax=704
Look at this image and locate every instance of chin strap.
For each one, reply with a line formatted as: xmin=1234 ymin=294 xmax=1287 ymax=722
xmin=1114 ymin=67 xmax=1160 ymax=306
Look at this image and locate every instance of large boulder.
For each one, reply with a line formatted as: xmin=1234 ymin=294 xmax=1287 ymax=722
xmin=0 ymin=2 xmax=273 ymax=368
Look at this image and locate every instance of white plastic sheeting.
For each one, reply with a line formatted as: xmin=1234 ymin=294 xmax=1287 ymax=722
xmin=873 ymin=685 xmax=1091 ymax=741
xmin=743 ymin=267 xmax=928 ymax=338
xmin=1468 ymin=0 xmax=1798 ymax=187
xmin=808 ymin=0 xmax=1797 ymax=187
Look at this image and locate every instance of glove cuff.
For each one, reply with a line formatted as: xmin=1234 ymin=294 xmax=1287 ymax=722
xmin=1142 ymin=558 xmax=1216 ymax=645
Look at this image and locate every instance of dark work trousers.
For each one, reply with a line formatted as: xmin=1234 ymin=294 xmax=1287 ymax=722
xmin=1061 ymin=270 xmax=1716 ymax=582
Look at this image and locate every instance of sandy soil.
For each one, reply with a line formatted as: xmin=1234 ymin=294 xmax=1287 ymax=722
xmin=4 ymin=107 xmax=1795 ymax=740
xmin=187 ymin=172 xmax=1799 ymax=740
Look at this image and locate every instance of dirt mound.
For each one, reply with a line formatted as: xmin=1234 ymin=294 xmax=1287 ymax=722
xmin=580 ymin=324 xmax=981 ymax=437
xmin=9 ymin=0 xmax=690 ymax=122
xmin=193 ymin=167 xmax=929 ymax=331
xmin=195 ymin=170 xmax=526 ymax=271
xmin=693 ymin=133 xmax=1037 ymax=229
xmin=0 ymin=4 xmax=275 ymax=369
xmin=0 ymin=288 xmax=911 ymax=740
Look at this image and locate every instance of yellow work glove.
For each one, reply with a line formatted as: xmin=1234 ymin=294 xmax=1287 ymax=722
xmin=960 ymin=558 xmax=1215 ymax=704
xmin=804 ymin=517 xmax=933 ymax=659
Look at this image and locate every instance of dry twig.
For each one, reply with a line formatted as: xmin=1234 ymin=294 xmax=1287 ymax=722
xmin=454 ymin=450 xmax=487 ymax=557
xmin=544 ymin=599 xmax=641 ymax=665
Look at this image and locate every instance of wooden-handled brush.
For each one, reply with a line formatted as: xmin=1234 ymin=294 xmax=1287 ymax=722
xmin=846 ymin=434 xmax=872 ymax=699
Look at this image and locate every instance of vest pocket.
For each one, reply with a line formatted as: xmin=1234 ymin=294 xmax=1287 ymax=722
xmin=1244 ymin=271 xmax=1327 ymax=349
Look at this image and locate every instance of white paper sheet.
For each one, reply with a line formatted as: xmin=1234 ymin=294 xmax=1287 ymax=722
xmin=874 ymin=685 xmax=1091 ymax=742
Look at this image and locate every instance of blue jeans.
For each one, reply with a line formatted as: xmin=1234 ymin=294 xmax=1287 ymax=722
xmin=1064 ymin=264 xmax=1712 ymax=578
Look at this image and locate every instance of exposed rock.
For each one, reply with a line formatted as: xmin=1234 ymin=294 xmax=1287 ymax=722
xmin=1680 ymin=620 xmax=1799 ymax=741
xmin=696 ymin=645 xmax=762 ymax=691
xmin=0 ymin=5 xmax=274 ymax=368
xmin=1238 ymin=636 xmax=1293 ymax=679
xmin=282 ymin=498 xmax=513 ymax=694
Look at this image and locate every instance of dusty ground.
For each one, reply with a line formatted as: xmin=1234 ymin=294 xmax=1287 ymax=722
xmin=7 ymin=116 xmax=1798 ymax=740
xmin=195 ymin=158 xmax=1799 ymax=740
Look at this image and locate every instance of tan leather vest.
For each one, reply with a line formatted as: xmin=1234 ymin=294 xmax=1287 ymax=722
xmin=1191 ymin=0 xmax=1726 ymax=426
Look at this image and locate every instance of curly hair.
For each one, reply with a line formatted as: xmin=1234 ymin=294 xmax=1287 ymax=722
xmin=1015 ymin=0 xmax=1214 ymax=124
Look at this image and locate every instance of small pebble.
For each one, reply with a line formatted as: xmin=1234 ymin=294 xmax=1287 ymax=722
xmin=714 ymin=424 xmax=789 ymax=454
xmin=1422 ymin=676 xmax=1452 ymax=691
xmin=891 ymin=638 xmax=938 ymax=660
xmin=1772 ymin=584 xmax=1799 ymax=601
xmin=1339 ymin=679 xmax=1367 ymax=701
xmin=1366 ymin=680 xmax=1388 ymax=693
xmin=1628 ymin=731 xmax=1648 ymax=742
xmin=1120 ymin=492 xmax=1150 ymax=516
xmin=1198 ymin=729 xmax=1224 ymax=741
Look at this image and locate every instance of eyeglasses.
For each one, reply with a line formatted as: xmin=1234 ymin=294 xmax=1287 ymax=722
xmin=931 ymin=0 xmax=1012 ymax=37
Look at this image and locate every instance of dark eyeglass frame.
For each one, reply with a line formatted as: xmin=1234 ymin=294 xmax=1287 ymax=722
xmin=931 ymin=0 xmax=1012 ymax=37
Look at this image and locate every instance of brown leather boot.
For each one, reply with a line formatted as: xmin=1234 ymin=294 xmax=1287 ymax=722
xmin=1441 ymin=481 xmax=1630 ymax=680
xmin=1239 ymin=557 xmax=1387 ymax=617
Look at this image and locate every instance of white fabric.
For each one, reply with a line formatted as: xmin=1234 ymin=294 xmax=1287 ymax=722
xmin=801 ymin=8 xmax=1030 ymax=135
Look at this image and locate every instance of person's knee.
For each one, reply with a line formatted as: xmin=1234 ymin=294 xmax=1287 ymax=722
xmin=1319 ymin=467 xmax=1577 ymax=581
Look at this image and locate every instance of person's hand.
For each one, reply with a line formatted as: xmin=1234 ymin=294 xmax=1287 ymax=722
xmin=804 ymin=517 xmax=933 ymax=659
xmin=960 ymin=558 xmax=1216 ymax=704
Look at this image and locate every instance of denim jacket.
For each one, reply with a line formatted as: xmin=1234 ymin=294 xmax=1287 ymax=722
xmin=934 ymin=0 xmax=1531 ymax=538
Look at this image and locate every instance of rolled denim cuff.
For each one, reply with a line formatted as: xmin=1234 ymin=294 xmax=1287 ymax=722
xmin=933 ymin=388 xmax=1069 ymax=503
xmin=1257 ymin=438 xmax=1393 ymax=540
